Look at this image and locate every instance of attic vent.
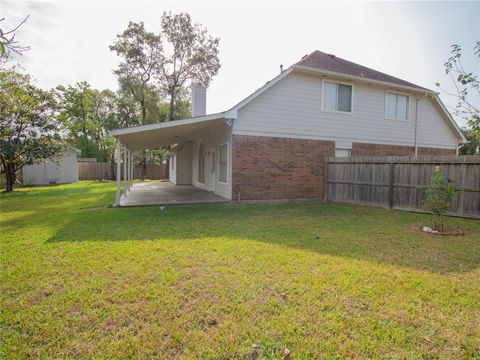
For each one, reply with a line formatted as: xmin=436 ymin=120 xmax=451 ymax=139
xmin=328 ymin=54 xmax=336 ymax=59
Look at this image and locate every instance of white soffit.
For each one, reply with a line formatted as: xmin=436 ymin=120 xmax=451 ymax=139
xmin=115 ymin=117 xmax=225 ymax=151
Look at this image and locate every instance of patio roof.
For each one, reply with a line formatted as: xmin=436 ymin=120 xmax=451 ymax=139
xmin=112 ymin=112 xmax=227 ymax=151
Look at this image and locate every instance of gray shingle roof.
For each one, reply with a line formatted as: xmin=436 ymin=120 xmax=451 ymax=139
xmin=295 ymin=50 xmax=429 ymax=91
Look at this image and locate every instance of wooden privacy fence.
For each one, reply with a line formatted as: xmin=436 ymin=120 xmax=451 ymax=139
xmin=78 ymin=162 xmax=166 ymax=181
xmin=325 ymin=155 xmax=480 ymax=219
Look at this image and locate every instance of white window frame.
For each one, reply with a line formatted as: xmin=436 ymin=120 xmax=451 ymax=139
xmin=218 ymin=143 xmax=228 ymax=185
xmin=197 ymin=141 xmax=205 ymax=184
xmin=321 ymin=79 xmax=354 ymax=115
xmin=385 ymin=90 xmax=410 ymax=121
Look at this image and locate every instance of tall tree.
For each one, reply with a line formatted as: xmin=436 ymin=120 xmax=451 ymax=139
xmin=156 ymin=12 xmax=221 ymax=120
xmin=0 ymin=70 xmax=64 ymax=192
xmin=437 ymin=42 xmax=480 ymax=154
xmin=55 ymin=82 xmax=104 ymax=160
xmin=110 ymin=22 xmax=162 ymax=125
xmin=56 ymin=82 xmax=97 ymax=140
xmin=110 ymin=22 xmax=163 ymax=178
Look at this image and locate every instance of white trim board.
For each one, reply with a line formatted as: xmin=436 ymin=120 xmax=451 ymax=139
xmin=232 ymin=130 xmax=457 ymax=150
xmin=112 ymin=112 xmax=226 ymax=136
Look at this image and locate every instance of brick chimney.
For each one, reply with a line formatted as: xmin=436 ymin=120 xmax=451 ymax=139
xmin=191 ymin=83 xmax=206 ymax=117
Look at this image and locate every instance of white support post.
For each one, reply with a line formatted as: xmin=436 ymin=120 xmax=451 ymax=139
xmin=115 ymin=141 xmax=121 ymax=206
xmin=129 ymin=152 xmax=133 ymax=190
xmin=127 ymin=150 xmax=131 ymax=191
xmin=125 ymin=149 xmax=129 ymax=195
xmin=123 ymin=146 xmax=127 ymax=196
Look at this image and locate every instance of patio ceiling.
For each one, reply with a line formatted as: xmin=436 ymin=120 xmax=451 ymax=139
xmin=112 ymin=113 xmax=226 ymax=151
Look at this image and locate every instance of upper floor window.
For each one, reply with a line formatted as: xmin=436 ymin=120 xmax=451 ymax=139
xmin=386 ymin=92 xmax=409 ymax=120
xmin=323 ymin=81 xmax=352 ymax=113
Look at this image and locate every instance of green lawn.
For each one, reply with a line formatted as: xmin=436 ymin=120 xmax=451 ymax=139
xmin=1 ymin=182 xmax=479 ymax=359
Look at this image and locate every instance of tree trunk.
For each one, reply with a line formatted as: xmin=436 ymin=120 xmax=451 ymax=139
xmin=169 ymin=87 xmax=176 ymax=121
xmin=4 ymin=164 xmax=16 ymax=192
xmin=110 ymin=154 xmax=116 ymax=181
xmin=141 ymin=94 xmax=146 ymax=125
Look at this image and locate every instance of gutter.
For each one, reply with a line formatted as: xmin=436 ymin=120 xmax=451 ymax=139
xmin=414 ymin=96 xmax=423 ymax=156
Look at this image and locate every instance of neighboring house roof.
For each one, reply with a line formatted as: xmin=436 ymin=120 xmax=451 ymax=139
xmin=295 ymin=50 xmax=429 ymax=91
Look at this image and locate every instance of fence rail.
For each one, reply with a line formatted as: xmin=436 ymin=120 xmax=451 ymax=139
xmin=325 ymin=155 xmax=480 ymax=219
xmin=78 ymin=162 xmax=166 ymax=181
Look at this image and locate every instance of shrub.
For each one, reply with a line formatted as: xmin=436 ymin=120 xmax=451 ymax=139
xmin=421 ymin=165 xmax=459 ymax=231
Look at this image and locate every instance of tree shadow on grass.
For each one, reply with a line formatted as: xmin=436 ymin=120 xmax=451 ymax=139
xmin=45 ymin=201 xmax=480 ymax=274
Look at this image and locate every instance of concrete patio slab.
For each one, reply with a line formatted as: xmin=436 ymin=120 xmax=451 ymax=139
xmin=119 ymin=181 xmax=229 ymax=207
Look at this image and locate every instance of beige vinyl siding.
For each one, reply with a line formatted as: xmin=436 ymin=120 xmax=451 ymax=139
xmin=417 ymin=99 xmax=459 ymax=148
xmin=233 ymin=72 xmax=459 ymax=150
xmin=169 ymin=142 xmax=193 ymax=185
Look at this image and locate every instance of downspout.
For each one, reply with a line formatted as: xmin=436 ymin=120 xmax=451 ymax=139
xmin=456 ymin=143 xmax=463 ymax=156
xmin=414 ymin=97 xmax=422 ymax=156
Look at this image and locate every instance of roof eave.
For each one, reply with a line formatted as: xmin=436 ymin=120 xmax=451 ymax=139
xmin=112 ymin=112 xmax=227 ymax=137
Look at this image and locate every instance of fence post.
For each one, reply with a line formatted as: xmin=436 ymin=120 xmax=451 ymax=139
xmin=388 ymin=162 xmax=395 ymax=209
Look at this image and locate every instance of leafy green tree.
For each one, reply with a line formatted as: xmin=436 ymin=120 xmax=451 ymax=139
xmin=56 ymin=82 xmax=99 ymax=141
xmin=110 ymin=23 xmax=165 ymax=178
xmin=459 ymin=127 xmax=480 ymax=155
xmin=113 ymin=90 xmax=140 ymax=128
xmin=421 ymin=166 xmax=459 ymax=232
xmin=56 ymin=83 xmax=120 ymax=163
xmin=437 ymin=42 xmax=480 ymax=154
xmin=156 ymin=12 xmax=220 ymax=120
xmin=110 ymin=22 xmax=162 ymax=125
xmin=0 ymin=70 xmax=64 ymax=192
xmin=102 ymin=90 xmax=140 ymax=179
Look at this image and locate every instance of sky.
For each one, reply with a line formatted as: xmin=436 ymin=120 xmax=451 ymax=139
xmin=2 ymin=0 xmax=479 ymax=127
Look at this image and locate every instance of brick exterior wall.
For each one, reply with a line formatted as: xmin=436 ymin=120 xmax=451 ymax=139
xmin=351 ymin=142 xmax=456 ymax=156
xmin=231 ymin=136 xmax=455 ymax=201
xmin=232 ymin=135 xmax=335 ymax=200
xmin=417 ymin=147 xmax=457 ymax=156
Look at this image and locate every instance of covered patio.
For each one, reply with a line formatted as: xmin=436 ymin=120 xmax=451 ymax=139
xmin=112 ymin=112 xmax=234 ymax=207
xmin=119 ymin=181 xmax=229 ymax=207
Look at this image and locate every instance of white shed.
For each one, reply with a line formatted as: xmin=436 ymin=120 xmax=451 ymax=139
xmin=22 ymin=147 xmax=80 ymax=185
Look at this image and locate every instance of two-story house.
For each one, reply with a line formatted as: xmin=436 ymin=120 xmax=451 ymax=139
xmin=113 ymin=50 xmax=465 ymax=204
